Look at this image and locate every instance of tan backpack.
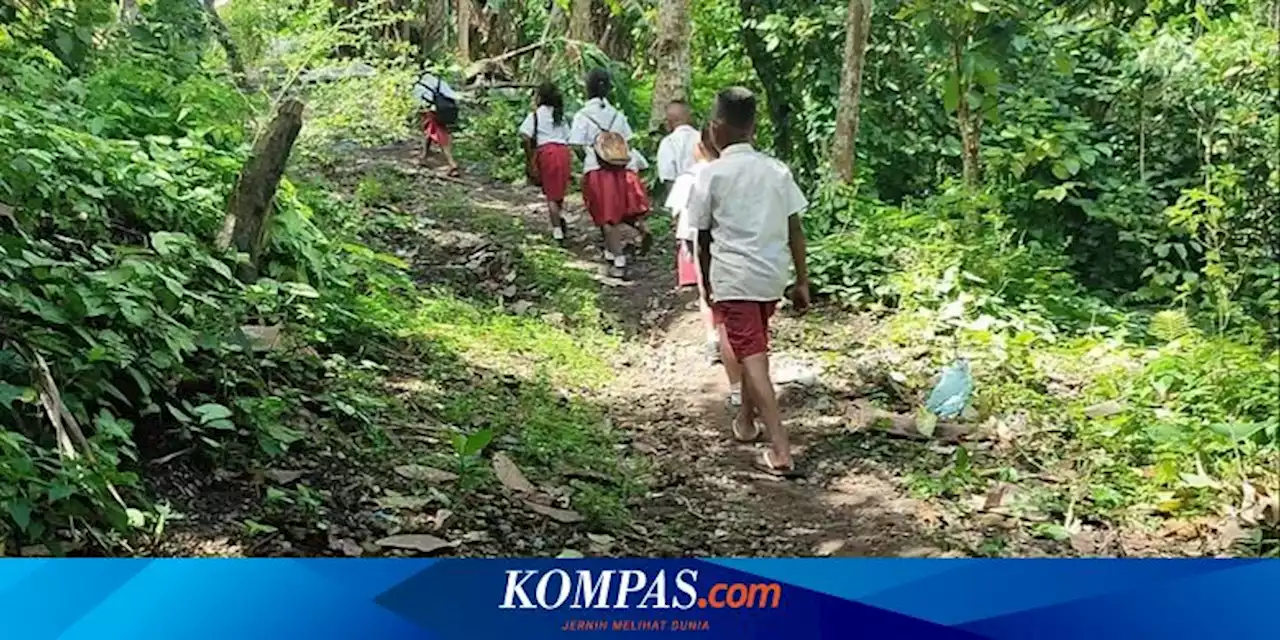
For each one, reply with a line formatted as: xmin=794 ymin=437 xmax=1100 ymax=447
xmin=584 ymin=111 xmax=630 ymax=167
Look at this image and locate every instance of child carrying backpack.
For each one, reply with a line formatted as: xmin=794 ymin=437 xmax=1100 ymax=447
xmin=568 ymin=68 xmax=652 ymax=279
xmin=412 ymin=69 xmax=461 ymax=176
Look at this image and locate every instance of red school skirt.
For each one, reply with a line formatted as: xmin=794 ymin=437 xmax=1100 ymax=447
xmin=535 ymin=143 xmax=572 ymax=202
xmin=420 ymin=111 xmax=451 ymax=146
xmin=582 ymin=166 xmax=650 ymax=227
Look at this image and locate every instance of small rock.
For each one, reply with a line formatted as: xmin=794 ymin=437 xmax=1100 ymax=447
xmin=814 ymin=540 xmax=845 ymax=557
xmin=330 ymin=537 xmax=363 ymax=557
xmin=510 ymin=300 xmax=534 ymax=315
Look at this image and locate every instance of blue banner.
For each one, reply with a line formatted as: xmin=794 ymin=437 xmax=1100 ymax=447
xmin=1 ymin=559 xmax=1273 ymax=639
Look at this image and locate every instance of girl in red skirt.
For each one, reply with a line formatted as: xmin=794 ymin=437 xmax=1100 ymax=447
xmin=520 ymin=83 xmax=573 ymax=243
xmin=569 ymin=68 xmax=652 ymax=279
xmin=412 ymin=70 xmax=460 ymax=176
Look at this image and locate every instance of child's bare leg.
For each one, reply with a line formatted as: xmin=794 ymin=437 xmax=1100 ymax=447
xmin=440 ymin=140 xmax=459 ymax=173
xmin=549 ymin=200 xmax=565 ymax=240
xmin=626 ymin=218 xmax=653 ymax=253
xmin=740 ymin=353 xmax=790 ymax=467
xmin=717 ymin=322 xmax=742 ymax=390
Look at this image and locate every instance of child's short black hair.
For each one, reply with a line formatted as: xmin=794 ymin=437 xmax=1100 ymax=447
xmin=712 ymin=87 xmax=756 ymax=130
xmin=585 ymin=68 xmax=612 ymax=100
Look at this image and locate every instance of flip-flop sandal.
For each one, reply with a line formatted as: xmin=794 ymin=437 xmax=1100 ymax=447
xmin=754 ymin=450 xmax=803 ymax=478
xmin=446 ymin=167 xmax=461 ymax=177
xmin=732 ymin=417 xmax=762 ymax=443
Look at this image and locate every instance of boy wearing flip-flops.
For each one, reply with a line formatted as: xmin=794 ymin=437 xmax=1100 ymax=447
xmin=687 ymin=86 xmax=810 ymax=478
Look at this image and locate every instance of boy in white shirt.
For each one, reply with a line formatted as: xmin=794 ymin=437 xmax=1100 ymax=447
xmin=667 ymin=129 xmax=744 ymax=404
xmin=687 ymin=87 xmax=810 ymax=477
xmin=656 ymin=100 xmax=700 ymax=196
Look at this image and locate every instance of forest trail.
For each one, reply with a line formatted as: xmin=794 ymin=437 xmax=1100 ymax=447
xmin=350 ymin=142 xmax=952 ymax=558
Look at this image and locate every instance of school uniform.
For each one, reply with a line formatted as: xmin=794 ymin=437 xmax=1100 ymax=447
xmin=657 ymin=124 xmax=700 ymax=183
xmin=412 ymin=72 xmax=457 ymax=146
xmin=665 ymin=161 xmax=710 ymax=287
xmin=519 ymin=105 xmax=573 ymax=202
xmin=568 ymin=98 xmax=650 ymax=227
xmin=686 ymin=143 xmax=808 ymax=359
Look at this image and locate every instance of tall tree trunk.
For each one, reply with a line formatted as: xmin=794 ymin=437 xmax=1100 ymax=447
xmin=118 ymin=0 xmax=139 ymax=24
xmin=952 ymin=38 xmax=981 ymax=185
xmin=570 ymin=0 xmax=594 ymax=43
xmin=201 ymin=0 xmax=249 ymax=91
xmin=648 ymin=0 xmax=693 ymax=133
xmin=422 ymin=0 xmax=449 ymax=60
xmin=217 ymin=100 xmax=305 ymax=282
xmin=831 ymin=0 xmax=873 ymax=183
xmin=457 ymin=0 xmax=472 ymax=62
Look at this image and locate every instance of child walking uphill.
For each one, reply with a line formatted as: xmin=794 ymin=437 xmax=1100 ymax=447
xmin=519 ymin=83 xmax=573 ymax=243
xmin=668 ymin=129 xmax=745 ymax=405
xmin=688 ymin=87 xmax=811 ymax=477
xmin=412 ymin=68 xmax=460 ymax=176
xmin=569 ymin=68 xmax=652 ymax=279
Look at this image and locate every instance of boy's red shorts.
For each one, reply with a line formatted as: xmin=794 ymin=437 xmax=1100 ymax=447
xmin=712 ymin=300 xmax=777 ymax=359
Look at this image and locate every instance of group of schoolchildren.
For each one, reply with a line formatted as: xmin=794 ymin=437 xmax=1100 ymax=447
xmin=417 ymin=69 xmax=810 ymax=477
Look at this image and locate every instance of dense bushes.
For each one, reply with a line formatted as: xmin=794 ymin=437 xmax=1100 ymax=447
xmin=0 ymin=1 xmax=417 ymax=550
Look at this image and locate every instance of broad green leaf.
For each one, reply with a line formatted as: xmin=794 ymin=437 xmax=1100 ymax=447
xmin=7 ymin=499 xmax=32 ymax=532
xmin=916 ymin=409 xmax=938 ymax=437
xmin=942 ymin=74 xmax=960 ymax=113
xmin=1209 ymin=422 xmax=1266 ymax=442
xmin=970 ymin=1 xmax=991 ymax=12
xmin=150 ymin=231 xmax=190 ymax=257
xmin=193 ymin=403 xmax=233 ymax=424
xmin=0 ymin=383 xmax=30 ymax=408
xmin=1051 ymin=162 xmax=1070 ymax=180
xmin=1063 ymin=157 xmax=1081 ymax=175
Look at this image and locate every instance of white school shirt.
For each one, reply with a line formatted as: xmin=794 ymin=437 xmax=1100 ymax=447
xmin=627 ymin=148 xmax=649 ymax=172
xmin=686 ymin=144 xmax=808 ymax=302
xmin=568 ymin=98 xmax=634 ymax=174
xmin=412 ymin=72 xmax=457 ymax=107
xmin=665 ymin=161 xmax=709 ymax=242
xmin=657 ymin=124 xmax=700 ymax=183
xmin=518 ymin=106 xmax=571 ymax=146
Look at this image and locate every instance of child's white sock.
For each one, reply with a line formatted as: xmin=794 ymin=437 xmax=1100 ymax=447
xmin=604 ymin=249 xmax=615 ymax=261
xmin=729 ymin=382 xmax=742 ymax=407
xmin=552 ymin=226 xmax=565 ymax=240
xmin=613 ymin=254 xmax=626 ymax=268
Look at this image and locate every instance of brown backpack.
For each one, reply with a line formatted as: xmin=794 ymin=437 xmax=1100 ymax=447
xmin=584 ymin=111 xmax=630 ymax=167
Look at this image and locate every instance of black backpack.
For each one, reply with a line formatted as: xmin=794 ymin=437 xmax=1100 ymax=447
xmin=424 ymin=76 xmax=458 ymax=126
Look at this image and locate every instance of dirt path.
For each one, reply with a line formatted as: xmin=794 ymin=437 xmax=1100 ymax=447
xmin=364 ymin=144 xmax=952 ymax=558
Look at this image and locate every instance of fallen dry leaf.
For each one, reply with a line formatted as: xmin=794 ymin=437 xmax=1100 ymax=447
xmin=984 ymin=483 xmax=1012 ymax=510
xmin=376 ymin=495 xmax=433 ymax=510
xmin=586 ymin=533 xmax=615 ymax=548
xmin=1084 ymin=400 xmax=1125 ymax=419
xmin=814 ymin=540 xmax=845 ymax=557
xmin=395 ymin=464 xmax=459 ymax=484
xmin=493 ymin=452 xmax=536 ymax=493
xmin=264 ymin=469 xmax=305 ymax=485
xmin=241 ymin=324 xmax=284 ymax=352
xmin=430 ymin=508 xmax=454 ymax=531
xmin=557 ymin=549 xmax=585 ymax=559
xmin=524 ymin=500 xmax=584 ymax=523
xmin=376 ymin=534 xmax=457 ymax=554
